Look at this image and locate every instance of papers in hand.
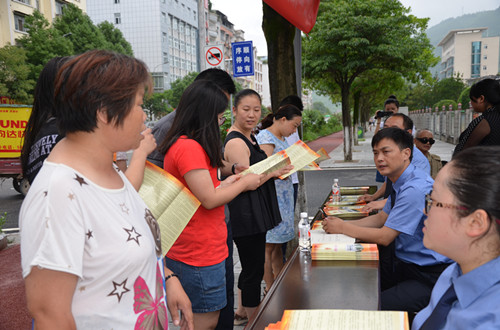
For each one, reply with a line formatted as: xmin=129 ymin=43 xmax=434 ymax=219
xmin=139 ymin=161 xmax=200 ymax=255
xmin=240 ymin=150 xmax=291 ymax=176
xmin=241 ymin=140 xmax=321 ymax=178
xmin=279 ymin=140 xmax=321 ymax=179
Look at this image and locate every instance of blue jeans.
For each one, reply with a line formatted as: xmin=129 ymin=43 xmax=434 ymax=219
xmin=164 ymin=258 xmax=226 ymax=313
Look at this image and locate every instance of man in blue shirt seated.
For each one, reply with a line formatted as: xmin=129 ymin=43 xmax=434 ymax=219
xmin=360 ymin=113 xmax=430 ymax=212
xmin=323 ymin=127 xmax=451 ymax=314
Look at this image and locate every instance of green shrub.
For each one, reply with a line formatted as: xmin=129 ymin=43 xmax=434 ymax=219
xmin=457 ymin=86 xmax=471 ymax=110
xmin=433 ymin=99 xmax=457 ymax=111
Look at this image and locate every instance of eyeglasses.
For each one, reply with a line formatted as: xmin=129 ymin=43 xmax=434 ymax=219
xmin=218 ymin=116 xmax=227 ymax=126
xmin=424 ymin=194 xmax=468 ymax=214
xmin=416 ymin=137 xmax=435 ymax=145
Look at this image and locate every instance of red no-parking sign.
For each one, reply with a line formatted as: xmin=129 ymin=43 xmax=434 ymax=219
xmin=204 ymin=45 xmax=224 ymax=70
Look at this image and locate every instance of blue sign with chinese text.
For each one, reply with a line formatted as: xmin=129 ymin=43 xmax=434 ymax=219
xmin=231 ymin=41 xmax=254 ymax=77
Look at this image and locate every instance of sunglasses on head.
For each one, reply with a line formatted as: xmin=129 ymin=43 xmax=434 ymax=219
xmin=416 ymin=137 xmax=435 ymax=145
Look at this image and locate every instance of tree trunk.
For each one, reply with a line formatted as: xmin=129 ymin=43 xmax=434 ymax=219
xmin=262 ymin=2 xmax=297 ymax=112
xmin=341 ymin=86 xmax=353 ymax=161
xmin=353 ymin=90 xmax=360 ymax=146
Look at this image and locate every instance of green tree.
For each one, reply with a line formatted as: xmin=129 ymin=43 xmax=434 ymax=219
xmin=98 ymin=21 xmax=134 ymax=56
xmin=0 ymin=45 xmax=35 ymax=104
xmin=313 ymin=101 xmax=329 ymax=114
xmin=431 ymin=75 xmax=466 ymax=105
xmin=164 ymin=72 xmax=198 ymax=108
xmin=52 ymin=3 xmax=109 ymax=54
xmin=458 ymin=86 xmax=471 ymax=109
xmin=143 ymin=92 xmax=172 ymax=121
xmin=303 ymin=0 xmax=437 ymax=160
xmin=405 ymin=82 xmax=434 ymax=110
xmin=17 ymin=10 xmax=73 ymax=83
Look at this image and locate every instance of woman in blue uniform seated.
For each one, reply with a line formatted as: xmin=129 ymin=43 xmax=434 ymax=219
xmin=412 ymin=145 xmax=500 ymax=329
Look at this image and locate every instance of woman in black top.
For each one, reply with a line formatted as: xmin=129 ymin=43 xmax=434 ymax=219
xmin=224 ymin=89 xmax=290 ymax=322
xmin=453 ymin=78 xmax=500 ymax=156
xmin=21 ymin=57 xmax=68 ymax=184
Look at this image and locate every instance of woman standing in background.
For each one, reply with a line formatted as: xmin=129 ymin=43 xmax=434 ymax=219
xmin=160 ymin=81 xmax=262 ymax=330
xmin=224 ymin=89 xmax=290 ymax=324
xmin=256 ymin=105 xmax=302 ymax=292
xmin=453 ymin=78 xmax=500 ymax=156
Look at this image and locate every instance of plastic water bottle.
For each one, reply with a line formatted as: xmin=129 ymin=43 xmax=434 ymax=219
xmin=332 ymin=178 xmax=341 ymax=203
xmin=298 ymin=212 xmax=311 ymax=252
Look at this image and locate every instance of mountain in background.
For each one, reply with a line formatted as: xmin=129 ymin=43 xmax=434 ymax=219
xmin=426 ymin=6 xmax=500 ymax=76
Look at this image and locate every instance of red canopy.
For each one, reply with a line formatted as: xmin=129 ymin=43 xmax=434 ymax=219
xmin=263 ymin=0 xmax=320 ymax=34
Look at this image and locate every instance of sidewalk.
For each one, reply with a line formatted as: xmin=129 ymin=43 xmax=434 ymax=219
xmin=319 ymin=130 xmax=455 ymax=169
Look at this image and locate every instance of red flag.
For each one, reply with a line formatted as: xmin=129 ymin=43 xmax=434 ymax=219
xmin=263 ymin=0 xmax=320 ymax=34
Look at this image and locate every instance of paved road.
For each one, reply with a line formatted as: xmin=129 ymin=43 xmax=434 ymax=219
xmin=0 ymin=178 xmax=24 ymax=230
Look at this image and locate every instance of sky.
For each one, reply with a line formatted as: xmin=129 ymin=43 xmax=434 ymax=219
xmin=210 ymin=0 xmax=500 ymax=57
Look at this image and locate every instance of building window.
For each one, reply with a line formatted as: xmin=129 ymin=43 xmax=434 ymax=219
xmin=484 ymin=55 xmax=487 ymax=60
xmin=114 ymin=0 xmax=120 ymax=3
xmin=162 ymin=32 xmax=167 ymax=45
xmin=55 ymin=0 xmax=65 ymax=16
xmin=471 ymin=41 xmax=481 ymax=78
xmin=14 ymin=12 xmax=26 ymax=32
xmin=173 ymin=18 xmax=178 ymax=30
xmin=163 ymin=52 xmax=168 ymax=65
xmin=179 ymin=22 xmax=184 ymax=33
xmin=153 ymin=73 xmax=164 ymax=90
xmin=162 ymin=12 xmax=166 ymax=23
xmin=114 ymin=13 xmax=121 ymax=24
xmin=483 ymin=66 xmax=487 ymax=70
xmin=15 ymin=0 xmax=31 ymax=4
xmin=180 ymin=40 xmax=185 ymax=51
xmin=174 ymin=38 xmax=179 ymax=49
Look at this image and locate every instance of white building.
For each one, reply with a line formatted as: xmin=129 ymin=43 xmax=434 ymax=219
xmin=87 ymin=0 xmax=199 ymax=91
xmin=438 ymin=27 xmax=500 ymax=81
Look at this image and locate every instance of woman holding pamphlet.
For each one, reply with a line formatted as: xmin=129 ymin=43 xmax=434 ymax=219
xmin=20 ymin=50 xmax=193 ymax=329
xmin=256 ymin=105 xmax=302 ymax=292
xmin=159 ymin=81 xmax=264 ymax=329
xmin=412 ymin=146 xmax=500 ymax=329
xmin=224 ymin=89 xmax=291 ymax=324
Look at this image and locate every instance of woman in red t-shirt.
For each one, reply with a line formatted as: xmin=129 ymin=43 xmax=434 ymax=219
xmin=158 ymin=80 xmax=262 ymax=329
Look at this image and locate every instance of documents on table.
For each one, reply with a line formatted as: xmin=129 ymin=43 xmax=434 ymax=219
xmin=139 ymin=161 xmax=200 ymax=254
xmin=265 ymin=309 xmax=409 ymax=330
xmin=339 ymin=186 xmax=370 ymax=195
xmin=323 ymin=205 xmax=369 ymax=218
xmin=310 ymin=228 xmax=355 ymax=245
xmin=325 ymin=195 xmax=366 ymax=206
xmin=311 ymin=243 xmax=379 ymax=260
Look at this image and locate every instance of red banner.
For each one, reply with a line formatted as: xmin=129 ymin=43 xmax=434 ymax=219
xmin=263 ymin=0 xmax=320 ymax=34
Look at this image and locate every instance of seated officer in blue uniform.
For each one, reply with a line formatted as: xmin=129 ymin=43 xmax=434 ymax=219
xmin=323 ymin=127 xmax=451 ymax=313
xmin=412 ymin=146 xmax=500 ymax=330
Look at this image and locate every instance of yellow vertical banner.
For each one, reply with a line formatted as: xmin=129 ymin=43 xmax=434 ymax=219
xmin=0 ymin=105 xmax=32 ymax=158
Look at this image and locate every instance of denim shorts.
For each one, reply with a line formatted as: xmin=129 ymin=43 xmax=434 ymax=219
xmin=165 ymin=258 xmax=226 ymax=313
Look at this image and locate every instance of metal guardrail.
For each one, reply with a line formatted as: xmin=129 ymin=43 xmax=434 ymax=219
xmin=409 ymin=106 xmax=476 ymax=144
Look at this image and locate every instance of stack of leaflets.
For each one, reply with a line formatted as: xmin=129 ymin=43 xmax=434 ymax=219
xmin=340 ymin=186 xmax=370 ymax=195
xmin=265 ymin=309 xmax=409 ymax=330
xmin=309 ymin=228 xmax=378 ymax=261
xmin=325 ymin=195 xmax=366 ymax=206
xmin=311 ymin=242 xmax=379 ymax=261
xmin=323 ymin=205 xmax=369 ymax=218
